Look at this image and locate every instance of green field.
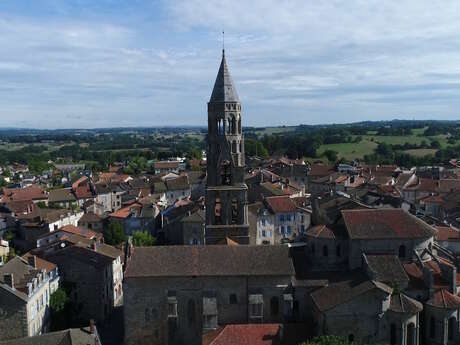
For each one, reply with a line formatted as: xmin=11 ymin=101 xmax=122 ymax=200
xmin=403 ymin=148 xmax=438 ymax=157
xmin=317 ymin=140 xmax=378 ymax=160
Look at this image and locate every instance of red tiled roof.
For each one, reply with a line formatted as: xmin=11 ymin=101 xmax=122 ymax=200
xmin=1 ymin=185 xmax=47 ymax=202
xmin=72 ymin=176 xmax=89 ymax=190
xmin=59 ymin=225 xmax=100 ymax=240
xmin=209 ymin=324 xmax=281 ymax=345
xmin=265 ymin=196 xmax=297 ymax=213
xmin=435 ymin=226 xmax=460 ymax=241
xmin=22 ymin=253 xmax=57 ymax=272
xmin=426 ymin=289 xmax=460 ymax=309
xmin=342 ymin=209 xmax=436 ymax=239
xmin=307 ymin=225 xmax=336 ymax=239
xmin=4 ymin=200 xmax=37 ymax=214
xmin=109 ymin=203 xmax=141 ymax=219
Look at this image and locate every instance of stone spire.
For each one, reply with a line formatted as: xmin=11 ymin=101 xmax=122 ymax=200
xmin=209 ymin=50 xmax=240 ymax=103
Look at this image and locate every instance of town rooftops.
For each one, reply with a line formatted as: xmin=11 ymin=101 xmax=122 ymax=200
xmin=48 ymin=188 xmax=76 ymax=203
xmin=1 ymin=185 xmax=47 ymax=202
xmin=125 ymin=245 xmax=294 ymax=278
xmin=0 ymin=326 xmax=100 ymax=345
xmin=153 ymin=161 xmax=180 ymax=169
xmin=342 ymin=209 xmax=436 ymax=239
xmin=265 ymin=196 xmax=297 ymax=213
xmin=426 ymin=289 xmax=460 ymax=309
xmin=0 ymin=256 xmax=40 ymax=300
xmin=364 ymin=254 xmax=409 ymax=285
xmin=311 ymin=274 xmax=393 ymax=312
xmin=389 ymin=293 xmax=423 ymax=314
xmin=435 ymin=226 xmax=460 ymax=242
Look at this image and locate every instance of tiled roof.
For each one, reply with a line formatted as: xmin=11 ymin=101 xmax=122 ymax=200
xmin=153 ymin=161 xmax=179 ymax=169
xmin=125 ymin=245 xmax=294 ymax=278
xmin=435 ymin=226 xmax=460 ymax=241
xmin=78 ymin=212 xmax=103 ymax=224
xmin=22 ymin=253 xmax=56 ymax=273
xmin=308 ymin=164 xmax=335 ymax=177
xmin=365 ymin=254 xmax=409 ymax=285
xmin=426 ymin=289 xmax=460 ymax=309
xmin=389 ymin=293 xmax=423 ymax=314
xmin=48 ymin=188 xmax=76 ymax=202
xmin=311 ymin=274 xmax=392 ymax=312
xmin=59 ymin=225 xmax=100 ymax=240
xmin=209 ymin=324 xmax=280 ymax=345
xmin=4 ymin=200 xmax=37 ymax=215
xmin=307 ymin=225 xmax=337 ymax=239
xmin=1 ymin=185 xmax=47 ymax=202
xmin=342 ymin=209 xmax=436 ymax=239
xmin=265 ymin=196 xmax=297 ymax=213
xmin=0 ymin=326 xmax=99 ymax=345
xmin=165 ymin=176 xmax=190 ymax=191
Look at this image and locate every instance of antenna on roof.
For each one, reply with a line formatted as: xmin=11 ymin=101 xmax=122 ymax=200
xmin=222 ymin=30 xmax=225 ymax=55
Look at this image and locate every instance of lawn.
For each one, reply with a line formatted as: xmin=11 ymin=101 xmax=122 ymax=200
xmin=403 ymin=149 xmax=438 ymax=157
xmin=317 ymin=140 xmax=378 ymax=161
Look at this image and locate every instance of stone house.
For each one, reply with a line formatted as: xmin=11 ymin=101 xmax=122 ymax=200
xmin=78 ymin=212 xmax=104 ymax=232
xmin=43 ymin=242 xmax=123 ymax=324
xmin=153 ymin=161 xmax=180 ymax=175
xmin=124 ymin=245 xmax=295 ymax=345
xmin=0 ymin=256 xmax=52 ymax=340
xmin=165 ymin=176 xmax=191 ymax=205
xmin=47 ymin=188 xmax=78 ymax=209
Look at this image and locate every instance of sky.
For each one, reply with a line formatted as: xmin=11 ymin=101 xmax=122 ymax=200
xmin=2 ymin=1 xmax=460 ymax=128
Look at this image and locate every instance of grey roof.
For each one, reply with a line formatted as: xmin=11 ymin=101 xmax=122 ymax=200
xmin=48 ymin=188 xmax=76 ymax=203
xmin=125 ymin=245 xmax=294 ymax=278
xmin=0 ymin=327 xmax=99 ymax=345
xmin=389 ymin=293 xmax=423 ymax=314
xmin=209 ymin=50 xmax=239 ymax=103
xmin=365 ymin=254 xmax=409 ymax=285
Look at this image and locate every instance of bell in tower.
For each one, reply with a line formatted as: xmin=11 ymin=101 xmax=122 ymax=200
xmin=205 ymin=50 xmax=249 ymax=245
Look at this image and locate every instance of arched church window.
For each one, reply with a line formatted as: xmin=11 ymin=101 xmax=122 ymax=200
xmin=399 ymin=245 xmax=406 ymax=259
xmin=407 ymin=322 xmax=415 ymax=345
xmin=390 ymin=323 xmax=396 ymax=345
xmin=238 ymin=118 xmax=242 ymax=133
xmin=227 ymin=118 xmax=231 ymax=134
xmin=239 ymin=141 xmax=242 ymax=153
xmin=232 ymin=141 xmax=237 ymax=153
xmin=232 ymin=116 xmax=236 ymax=134
xmin=448 ymin=317 xmax=455 ymax=340
xmin=270 ymin=296 xmax=279 ymax=316
xmin=430 ymin=317 xmax=436 ymax=338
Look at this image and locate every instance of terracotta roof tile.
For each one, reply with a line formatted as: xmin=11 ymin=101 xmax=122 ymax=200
xmin=265 ymin=196 xmax=297 ymax=213
xmin=209 ymin=324 xmax=281 ymax=345
xmin=389 ymin=293 xmax=423 ymax=314
xmin=426 ymin=289 xmax=460 ymax=309
xmin=342 ymin=209 xmax=436 ymax=239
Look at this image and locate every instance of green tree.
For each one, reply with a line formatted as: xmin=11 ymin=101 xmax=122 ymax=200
xmin=132 ymin=231 xmax=156 ymax=246
xmin=50 ymin=288 xmax=68 ymax=312
xmin=104 ymin=222 xmax=126 ymax=245
xmin=323 ymin=149 xmax=338 ymax=162
xmin=430 ymin=140 xmax=441 ymax=149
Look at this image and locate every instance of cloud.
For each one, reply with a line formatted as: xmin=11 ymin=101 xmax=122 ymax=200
xmin=2 ymin=1 xmax=460 ymax=128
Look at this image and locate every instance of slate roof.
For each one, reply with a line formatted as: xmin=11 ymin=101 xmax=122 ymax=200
xmin=426 ymin=289 xmax=460 ymax=309
xmin=342 ymin=209 xmax=436 ymax=239
xmin=0 ymin=327 xmax=99 ymax=345
xmin=311 ymin=274 xmax=393 ymax=312
xmin=209 ymin=50 xmax=239 ymax=103
xmin=365 ymin=254 xmax=409 ymax=285
xmin=125 ymin=245 xmax=294 ymax=278
xmin=389 ymin=293 xmax=423 ymax=314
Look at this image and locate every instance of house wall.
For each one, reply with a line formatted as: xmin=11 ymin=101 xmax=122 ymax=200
xmin=124 ymin=274 xmax=293 ymax=345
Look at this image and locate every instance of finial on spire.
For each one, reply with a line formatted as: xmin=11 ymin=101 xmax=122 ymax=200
xmin=222 ymin=30 xmax=225 ymax=55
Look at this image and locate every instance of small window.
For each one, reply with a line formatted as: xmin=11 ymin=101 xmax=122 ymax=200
xmin=249 ymin=294 xmax=263 ymax=318
xmin=311 ymin=243 xmax=315 ymax=254
xmin=168 ymin=297 xmax=178 ymax=318
xmin=336 ymin=245 xmax=341 ymax=257
xmin=144 ymin=308 xmax=150 ymax=322
xmin=448 ymin=317 xmax=455 ymax=340
xmin=323 ymin=245 xmax=328 ymax=257
xmin=286 ymin=214 xmax=291 ymax=221
xmin=399 ymin=245 xmax=406 ymax=259
xmin=430 ymin=317 xmax=435 ymax=338
xmin=229 ymin=294 xmax=237 ymax=304
xmin=280 ymin=214 xmax=285 ymax=222
xmin=270 ymin=296 xmax=279 ymax=316
xmin=187 ymin=299 xmax=195 ymax=324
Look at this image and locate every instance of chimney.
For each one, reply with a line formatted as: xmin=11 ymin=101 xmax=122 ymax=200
xmin=4 ymin=273 xmax=14 ymax=289
xmin=27 ymin=255 xmax=37 ymax=269
xmin=92 ymin=240 xmax=97 ymax=251
xmin=278 ymin=324 xmax=284 ymax=341
xmin=89 ymin=319 xmax=95 ymax=334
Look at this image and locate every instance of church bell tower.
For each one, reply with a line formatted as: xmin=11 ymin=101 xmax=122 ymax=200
xmin=205 ymin=50 xmax=249 ymax=244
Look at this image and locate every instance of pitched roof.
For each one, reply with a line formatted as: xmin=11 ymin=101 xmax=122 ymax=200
xmin=307 ymin=225 xmax=339 ymax=239
xmin=209 ymin=50 xmax=239 ymax=103
xmin=426 ymin=289 xmax=460 ymax=309
xmin=209 ymin=324 xmax=281 ymax=345
xmin=435 ymin=226 xmax=460 ymax=241
xmin=265 ymin=196 xmax=297 ymax=213
xmin=125 ymin=245 xmax=294 ymax=278
xmin=365 ymin=254 xmax=409 ymax=284
xmin=0 ymin=256 xmax=38 ymax=300
xmin=389 ymin=293 xmax=423 ymax=314
xmin=48 ymin=188 xmax=76 ymax=203
xmin=342 ymin=209 xmax=436 ymax=239
xmin=153 ymin=161 xmax=179 ymax=169
xmin=0 ymin=326 xmax=99 ymax=345
xmin=59 ymin=225 xmax=100 ymax=240
xmin=311 ymin=274 xmax=393 ymax=312
xmin=1 ymin=185 xmax=47 ymax=202
xmin=22 ymin=253 xmax=56 ymax=273
xmin=165 ymin=176 xmax=190 ymax=191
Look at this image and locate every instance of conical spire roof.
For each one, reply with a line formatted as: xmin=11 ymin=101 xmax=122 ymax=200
xmin=209 ymin=50 xmax=239 ymax=103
